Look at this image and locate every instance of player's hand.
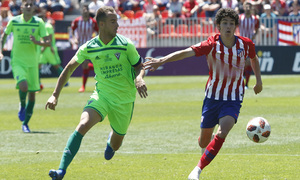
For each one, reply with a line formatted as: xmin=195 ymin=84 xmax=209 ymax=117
xmin=253 ymin=82 xmax=263 ymax=94
xmin=135 ymin=77 xmax=148 ymax=98
xmin=144 ymin=57 xmax=163 ymax=72
xmin=29 ymin=35 xmax=37 ymax=43
xmin=0 ymin=53 xmax=3 ymax=62
xmin=45 ymin=95 xmax=58 ymax=110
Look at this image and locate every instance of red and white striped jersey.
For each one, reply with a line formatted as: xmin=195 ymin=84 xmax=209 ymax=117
xmin=191 ymin=34 xmax=256 ymax=101
xmin=71 ymin=16 xmax=99 ymax=47
xmin=239 ymin=14 xmax=259 ymax=40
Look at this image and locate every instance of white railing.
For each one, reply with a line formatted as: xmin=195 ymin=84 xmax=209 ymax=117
xmin=145 ymin=16 xmax=300 ymax=47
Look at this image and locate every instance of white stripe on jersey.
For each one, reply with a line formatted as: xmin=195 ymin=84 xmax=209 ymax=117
xmin=205 ymin=37 xmax=248 ymax=101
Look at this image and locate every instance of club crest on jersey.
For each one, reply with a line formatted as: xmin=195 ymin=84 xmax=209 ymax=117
xmin=237 ymin=49 xmax=245 ymax=57
xmin=115 ymin=53 xmax=121 ymax=60
xmin=32 ymin=29 xmax=35 ymax=33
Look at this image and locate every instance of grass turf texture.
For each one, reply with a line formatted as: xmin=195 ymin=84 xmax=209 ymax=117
xmin=0 ymin=75 xmax=299 ymax=180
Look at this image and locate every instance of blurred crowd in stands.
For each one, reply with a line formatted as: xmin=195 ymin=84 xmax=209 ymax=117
xmin=0 ymin=0 xmax=299 ymax=43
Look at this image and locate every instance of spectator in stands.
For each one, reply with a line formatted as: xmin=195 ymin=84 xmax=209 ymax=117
xmin=202 ymin=0 xmax=221 ymax=18
xmin=88 ymin=0 xmax=105 ymax=17
xmin=251 ymin=0 xmax=263 ymax=15
xmin=50 ymin=0 xmax=64 ymax=13
xmin=9 ymin=0 xmax=21 ymax=16
xmin=260 ymin=4 xmax=277 ymax=44
xmin=71 ymin=5 xmax=99 ymax=92
xmin=289 ymin=0 xmax=300 ymax=16
xmin=156 ymin=0 xmax=169 ymax=10
xmin=182 ymin=0 xmax=199 ymax=18
xmin=119 ymin=0 xmax=144 ymax=13
xmin=239 ymin=1 xmax=259 ymax=89
xmin=167 ymin=0 xmax=183 ymax=18
xmin=131 ymin=0 xmax=145 ymax=11
xmin=145 ymin=5 xmax=161 ymax=36
xmin=1 ymin=0 xmax=10 ymax=8
xmin=143 ymin=0 xmax=157 ymax=14
xmin=235 ymin=0 xmax=246 ymax=14
xmin=271 ymin=0 xmax=288 ymax=16
xmin=221 ymin=0 xmax=238 ymax=9
xmin=104 ymin=0 xmax=120 ymax=13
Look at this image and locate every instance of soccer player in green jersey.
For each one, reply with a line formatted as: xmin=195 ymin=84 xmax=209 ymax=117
xmin=45 ymin=6 xmax=148 ymax=179
xmin=38 ymin=7 xmax=67 ymax=91
xmin=0 ymin=0 xmax=50 ymax=133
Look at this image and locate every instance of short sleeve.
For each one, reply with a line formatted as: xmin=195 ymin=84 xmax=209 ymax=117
xmin=248 ymin=40 xmax=256 ymax=59
xmin=4 ymin=19 xmax=13 ymax=35
xmin=127 ymin=41 xmax=141 ymax=66
xmin=191 ymin=39 xmax=213 ymax=57
xmin=74 ymin=44 xmax=89 ymax=64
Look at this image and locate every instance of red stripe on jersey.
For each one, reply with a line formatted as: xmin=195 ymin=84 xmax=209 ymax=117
xmin=192 ymin=34 xmax=255 ymax=101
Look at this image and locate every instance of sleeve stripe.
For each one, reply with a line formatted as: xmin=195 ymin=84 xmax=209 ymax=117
xmin=132 ymin=57 xmax=142 ymax=67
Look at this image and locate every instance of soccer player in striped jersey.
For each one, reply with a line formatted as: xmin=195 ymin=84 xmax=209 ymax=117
xmin=45 ymin=6 xmax=147 ymax=180
xmin=144 ymin=8 xmax=262 ymax=180
xmin=0 ymin=0 xmax=51 ymax=133
xmin=70 ymin=5 xmax=99 ymax=92
xmin=239 ymin=1 xmax=259 ymax=89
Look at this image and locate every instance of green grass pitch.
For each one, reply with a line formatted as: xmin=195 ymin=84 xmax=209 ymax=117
xmin=0 ymin=75 xmax=299 ymax=180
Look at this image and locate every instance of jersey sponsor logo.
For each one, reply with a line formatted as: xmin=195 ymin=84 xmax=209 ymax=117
xmin=237 ymin=49 xmax=245 ymax=57
xmin=115 ymin=53 xmax=121 ymax=60
xmin=95 ymin=56 xmax=100 ymax=60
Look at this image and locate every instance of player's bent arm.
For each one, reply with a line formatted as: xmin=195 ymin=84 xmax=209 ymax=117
xmin=46 ymin=58 xmax=80 ymax=110
xmin=0 ymin=33 xmax=8 ymax=61
xmin=30 ymin=35 xmax=51 ymax=47
xmin=134 ymin=62 xmax=148 ymax=98
xmin=53 ymin=58 xmax=80 ymax=98
xmin=250 ymin=55 xmax=263 ymax=94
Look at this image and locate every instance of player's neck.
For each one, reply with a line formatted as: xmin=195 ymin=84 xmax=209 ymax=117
xmin=23 ymin=14 xmax=33 ymax=22
xmin=220 ymin=35 xmax=236 ymax=49
xmin=99 ymin=34 xmax=114 ymax=45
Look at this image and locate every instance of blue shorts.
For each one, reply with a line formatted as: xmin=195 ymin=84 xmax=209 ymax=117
xmin=201 ymin=97 xmax=242 ymax=128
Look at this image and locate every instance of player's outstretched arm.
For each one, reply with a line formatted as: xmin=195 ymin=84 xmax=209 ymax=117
xmin=144 ymin=47 xmax=195 ymax=72
xmin=45 ymin=58 xmax=80 ymax=110
xmin=250 ymin=55 xmax=263 ymax=94
xmin=134 ymin=62 xmax=148 ymax=98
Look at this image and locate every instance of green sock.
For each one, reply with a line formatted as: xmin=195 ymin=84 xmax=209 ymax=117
xmin=23 ymin=100 xmax=35 ymax=125
xmin=56 ymin=66 xmax=64 ymax=76
xmin=59 ymin=131 xmax=83 ymax=171
xmin=19 ymin=90 xmax=27 ymax=108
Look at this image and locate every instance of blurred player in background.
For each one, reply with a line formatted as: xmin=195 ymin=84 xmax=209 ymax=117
xmin=239 ymin=1 xmax=259 ymax=89
xmin=38 ymin=6 xmax=67 ymax=91
xmin=144 ymin=8 xmax=263 ymax=180
xmin=0 ymin=0 xmax=50 ymax=133
xmin=45 ymin=6 xmax=148 ymax=180
xmin=70 ymin=4 xmax=98 ymax=92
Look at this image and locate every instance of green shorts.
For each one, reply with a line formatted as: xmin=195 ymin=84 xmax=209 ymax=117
xmin=40 ymin=48 xmax=61 ymax=65
xmin=84 ymin=90 xmax=134 ymax=136
xmin=12 ymin=64 xmax=40 ymax=92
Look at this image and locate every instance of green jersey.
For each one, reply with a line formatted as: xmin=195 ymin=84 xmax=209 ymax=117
xmin=75 ymin=34 xmax=141 ymax=104
xmin=5 ymin=14 xmax=47 ymax=67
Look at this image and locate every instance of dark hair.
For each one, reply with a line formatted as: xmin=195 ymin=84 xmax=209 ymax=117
xmin=82 ymin=4 xmax=89 ymax=10
xmin=215 ymin=8 xmax=239 ymax=26
xmin=95 ymin=6 xmax=115 ymax=24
